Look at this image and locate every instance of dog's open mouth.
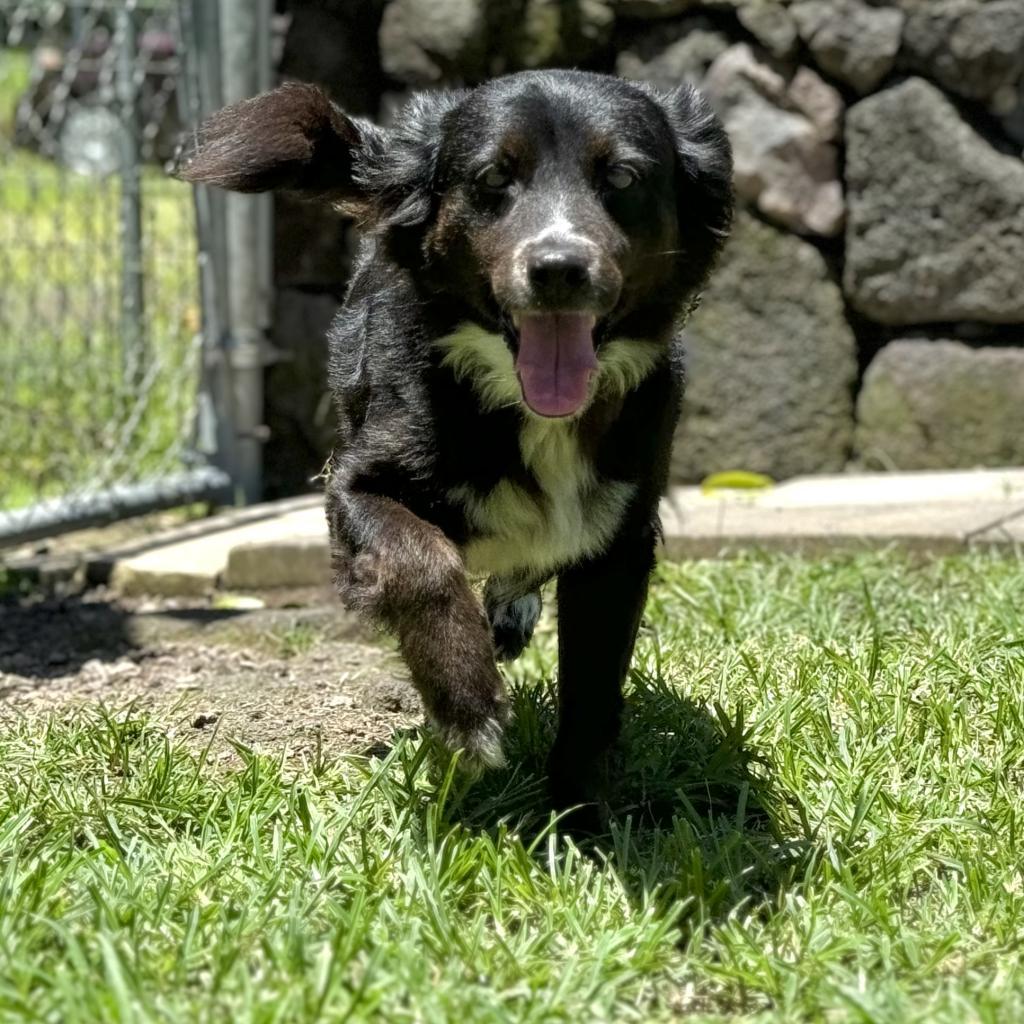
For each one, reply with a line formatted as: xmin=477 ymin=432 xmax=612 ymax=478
xmin=511 ymin=312 xmax=598 ymax=418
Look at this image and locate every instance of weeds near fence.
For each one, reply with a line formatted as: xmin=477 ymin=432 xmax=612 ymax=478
xmin=1 ymin=40 xmax=200 ymax=511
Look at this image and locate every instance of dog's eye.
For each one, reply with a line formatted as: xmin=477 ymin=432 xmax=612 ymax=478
xmin=479 ymin=165 xmax=513 ymax=191
xmin=605 ymin=164 xmax=638 ymax=190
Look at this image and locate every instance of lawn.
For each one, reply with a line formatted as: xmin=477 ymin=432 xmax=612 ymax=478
xmin=1 ymin=550 xmax=1023 ymax=1022
xmin=0 ymin=48 xmax=200 ymax=510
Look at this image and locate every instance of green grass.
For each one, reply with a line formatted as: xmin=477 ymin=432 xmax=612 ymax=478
xmin=2 ymin=550 xmax=1024 ymax=1021
xmin=0 ymin=48 xmax=200 ymax=509
xmin=272 ymin=621 xmax=326 ymax=660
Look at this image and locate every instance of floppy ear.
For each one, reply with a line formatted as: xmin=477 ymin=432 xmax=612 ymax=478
xmin=656 ymin=83 xmax=734 ymax=246
xmin=176 ymin=82 xmax=384 ymax=204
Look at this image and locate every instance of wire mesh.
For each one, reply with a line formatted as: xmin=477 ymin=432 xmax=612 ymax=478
xmin=0 ymin=0 xmax=204 ymax=531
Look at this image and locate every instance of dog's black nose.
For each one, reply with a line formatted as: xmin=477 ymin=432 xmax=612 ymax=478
xmin=527 ymin=249 xmax=592 ymax=305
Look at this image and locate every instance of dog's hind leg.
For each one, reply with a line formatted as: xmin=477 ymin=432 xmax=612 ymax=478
xmin=327 ymin=484 xmax=508 ymax=770
xmin=484 ymin=574 xmax=544 ymax=662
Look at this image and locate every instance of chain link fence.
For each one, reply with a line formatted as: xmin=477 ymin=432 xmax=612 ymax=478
xmin=0 ymin=0 xmax=271 ymax=545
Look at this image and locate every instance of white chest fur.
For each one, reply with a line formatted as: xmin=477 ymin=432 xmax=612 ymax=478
xmin=452 ymin=419 xmax=635 ymax=577
xmin=435 ymin=323 xmax=664 ymax=579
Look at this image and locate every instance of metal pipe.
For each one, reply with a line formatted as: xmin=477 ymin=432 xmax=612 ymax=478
xmin=0 ymin=468 xmax=233 ymax=549
xmin=178 ymin=0 xmax=231 ymax=475
xmin=219 ymin=0 xmax=271 ymax=505
xmin=255 ymin=0 xmax=275 ymax=312
xmin=115 ymin=2 xmax=146 ymax=397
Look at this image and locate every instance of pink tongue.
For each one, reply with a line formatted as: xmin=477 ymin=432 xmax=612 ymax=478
xmin=514 ymin=313 xmax=598 ymax=417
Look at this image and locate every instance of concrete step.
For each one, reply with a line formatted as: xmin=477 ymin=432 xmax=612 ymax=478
xmin=64 ymin=468 xmax=1024 ymax=596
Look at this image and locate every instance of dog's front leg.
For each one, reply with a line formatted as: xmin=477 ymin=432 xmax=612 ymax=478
xmin=327 ymin=487 xmax=507 ymax=769
xmin=549 ymin=525 xmax=657 ymax=817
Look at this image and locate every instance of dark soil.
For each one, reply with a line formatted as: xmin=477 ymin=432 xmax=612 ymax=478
xmin=0 ymin=590 xmax=421 ymax=768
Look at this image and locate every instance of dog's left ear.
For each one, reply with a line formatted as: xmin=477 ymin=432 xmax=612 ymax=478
xmin=654 ymin=84 xmax=734 ymax=245
xmin=176 ymin=82 xmax=384 ymax=208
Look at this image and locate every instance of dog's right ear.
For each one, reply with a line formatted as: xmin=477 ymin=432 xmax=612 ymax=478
xmin=175 ymin=82 xmax=384 ymax=206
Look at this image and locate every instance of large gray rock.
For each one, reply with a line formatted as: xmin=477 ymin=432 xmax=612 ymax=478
xmin=672 ymin=213 xmax=858 ymax=483
xmin=511 ymin=0 xmax=615 ymax=69
xmin=786 ymin=65 xmax=844 ymax=141
xmin=380 ymin=0 xmax=614 ymax=84
xmin=736 ymin=2 xmax=798 ymax=60
xmin=705 ymin=45 xmax=844 ymax=236
xmin=792 ymin=0 xmax=903 ymax=93
xmin=614 ymin=0 xmax=694 ymax=17
xmin=855 ymin=339 xmax=1024 ymax=470
xmin=616 ymin=18 xmax=730 ymax=91
xmin=902 ymin=0 xmax=1024 ymax=109
xmin=615 ymin=0 xmax=796 ymax=17
xmin=845 ymin=77 xmax=1024 ymax=324
xmin=379 ymin=0 xmax=487 ymax=84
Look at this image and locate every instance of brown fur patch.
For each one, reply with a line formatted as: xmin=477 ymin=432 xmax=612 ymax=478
xmin=327 ymin=493 xmax=507 ymax=753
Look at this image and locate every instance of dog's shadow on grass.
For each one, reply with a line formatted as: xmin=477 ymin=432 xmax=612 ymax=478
xmin=443 ymin=671 xmax=808 ymax=925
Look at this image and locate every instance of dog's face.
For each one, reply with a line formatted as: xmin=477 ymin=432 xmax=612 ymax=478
xmin=426 ymin=75 xmax=711 ymax=417
xmin=178 ymin=71 xmax=732 ymax=418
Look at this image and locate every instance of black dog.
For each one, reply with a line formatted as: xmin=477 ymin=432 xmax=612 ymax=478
xmin=180 ymin=70 xmax=732 ymax=817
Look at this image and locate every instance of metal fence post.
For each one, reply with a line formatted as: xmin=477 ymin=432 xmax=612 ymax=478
xmin=218 ymin=0 xmax=272 ymax=505
xmin=0 ymin=0 xmax=240 ymax=547
xmin=116 ymin=1 xmax=146 ymax=397
xmin=179 ymin=0 xmax=232 ymax=489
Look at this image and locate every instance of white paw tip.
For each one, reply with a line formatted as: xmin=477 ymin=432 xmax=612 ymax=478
xmin=436 ymin=715 xmax=507 ymax=772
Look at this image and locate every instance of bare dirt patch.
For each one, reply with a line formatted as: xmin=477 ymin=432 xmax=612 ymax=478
xmin=0 ymin=591 xmax=421 ymax=767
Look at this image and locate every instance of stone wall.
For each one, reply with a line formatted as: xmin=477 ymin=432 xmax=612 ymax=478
xmin=264 ymin=0 xmax=1024 ymax=496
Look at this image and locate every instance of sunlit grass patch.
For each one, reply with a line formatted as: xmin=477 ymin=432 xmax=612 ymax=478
xmin=1 ymin=551 xmax=1023 ymax=1021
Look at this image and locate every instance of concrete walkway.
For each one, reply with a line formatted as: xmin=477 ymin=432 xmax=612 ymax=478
xmin=16 ymin=469 xmax=1024 ymax=596
xmin=661 ymin=468 xmax=1024 ymax=559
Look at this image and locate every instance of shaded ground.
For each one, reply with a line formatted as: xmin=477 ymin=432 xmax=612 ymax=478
xmin=0 ymin=589 xmax=421 ymax=766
